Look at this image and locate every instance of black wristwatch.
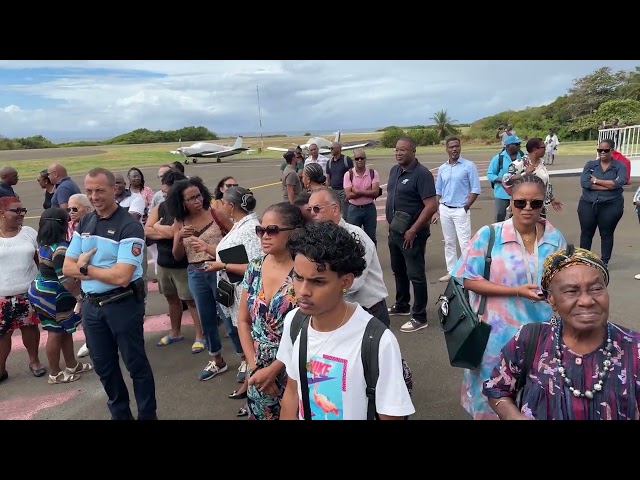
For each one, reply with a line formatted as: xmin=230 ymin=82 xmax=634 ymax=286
xmin=79 ymin=264 xmax=89 ymax=275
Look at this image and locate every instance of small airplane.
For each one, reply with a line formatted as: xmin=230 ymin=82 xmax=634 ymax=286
xmin=267 ymin=131 xmax=373 ymax=155
xmin=169 ymin=136 xmax=249 ymax=164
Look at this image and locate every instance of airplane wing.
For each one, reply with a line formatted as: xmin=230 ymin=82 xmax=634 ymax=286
xmin=199 ymin=147 xmax=247 ymax=157
xmin=318 ymin=141 xmax=373 ymax=154
xmin=267 ymin=146 xmax=293 ymax=153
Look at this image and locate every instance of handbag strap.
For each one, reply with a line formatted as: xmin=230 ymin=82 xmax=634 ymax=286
xmin=477 ymin=225 xmax=495 ymax=316
xmin=297 ymin=316 xmax=313 ymax=421
xmin=516 ymin=321 xmax=542 ymax=408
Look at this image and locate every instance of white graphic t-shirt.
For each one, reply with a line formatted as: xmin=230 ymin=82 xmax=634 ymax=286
xmin=276 ymin=304 xmax=415 ymax=420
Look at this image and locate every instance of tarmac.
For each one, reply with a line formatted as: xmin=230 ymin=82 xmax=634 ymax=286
xmin=1 ymin=147 xmax=639 ymax=420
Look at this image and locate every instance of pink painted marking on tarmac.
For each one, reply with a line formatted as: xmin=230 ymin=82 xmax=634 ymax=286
xmin=147 ymin=280 xmax=159 ymax=292
xmin=10 ymin=311 xmax=194 ymax=352
xmin=0 ymin=389 xmax=80 ymax=420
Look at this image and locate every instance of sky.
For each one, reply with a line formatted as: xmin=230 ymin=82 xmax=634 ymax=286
xmin=0 ymin=60 xmax=637 ymax=142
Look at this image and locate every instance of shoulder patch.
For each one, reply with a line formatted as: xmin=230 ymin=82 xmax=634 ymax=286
xmin=131 ymin=242 xmax=143 ymax=257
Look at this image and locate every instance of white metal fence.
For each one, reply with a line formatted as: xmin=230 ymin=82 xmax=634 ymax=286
xmin=597 ymin=124 xmax=640 ymax=159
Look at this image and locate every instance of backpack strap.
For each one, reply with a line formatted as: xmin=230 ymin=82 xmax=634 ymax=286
xmin=297 ymin=315 xmax=313 ymax=421
xmin=477 ymin=225 xmax=495 ymax=316
xmin=289 ymin=308 xmax=307 ymax=345
xmin=361 ymin=316 xmax=388 ymax=420
xmin=290 ymin=309 xmax=313 ymax=420
xmin=515 ymin=321 xmax=542 ymax=409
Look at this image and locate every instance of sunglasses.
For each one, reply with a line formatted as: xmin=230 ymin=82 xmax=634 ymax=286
xmin=7 ymin=208 xmax=27 ymax=215
xmin=307 ymin=204 xmax=336 ymax=214
xmin=255 ymin=225 xmax=297 ymax=237
xmin=224 ymin=183 xmax=239 ymax=188
xmin=513 ymin=199 xmax=544 ymax=210
xmin=597 ymin=148 xmax=611 ymax=153
xmin=66 ymin=207 xmax=81 ymax=213
xmin=354 ymin=157 xmax=366 ymax=161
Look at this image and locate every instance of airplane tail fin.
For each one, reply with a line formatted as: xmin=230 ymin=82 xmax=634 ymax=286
xmin=232 ymin=136 xmax=243 ymax=149
xmin=334 ymin=131 xmax=341 ymax=142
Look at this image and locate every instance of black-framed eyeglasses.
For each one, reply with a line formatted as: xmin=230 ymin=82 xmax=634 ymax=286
xmin=184 ymin=193 xmax=203 ymax=203
xmin=224 ymin=183 xmax=239 ymax=188
xmin=255 ymin=225 xmax=297 ymax=237
xmin=7 ymin=208 xmax=27 ymax=215
xmin=597 ymin=148 xmax=611 ymax=153
xmin=513 ymin=199 xmax=544 ymax=210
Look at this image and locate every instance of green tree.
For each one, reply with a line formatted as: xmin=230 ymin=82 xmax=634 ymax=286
xmin=566 ymin=67 xmax=626 ymax=119
xmin=431 ymin=109 xmax=459 ymax=140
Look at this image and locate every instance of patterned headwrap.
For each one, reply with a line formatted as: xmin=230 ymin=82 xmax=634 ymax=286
xmin=541 ymin=244 xmax=609 ymax=293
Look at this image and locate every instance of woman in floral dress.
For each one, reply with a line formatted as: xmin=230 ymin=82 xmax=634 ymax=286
xmin=237 ymin=202 xmax=306 ymax=419
xmin=451 ymin=174 xmax=567 ymax=419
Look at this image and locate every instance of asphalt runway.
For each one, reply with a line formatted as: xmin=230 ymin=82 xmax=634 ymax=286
xmin=2 ymin=149 xmax=640 ymax=420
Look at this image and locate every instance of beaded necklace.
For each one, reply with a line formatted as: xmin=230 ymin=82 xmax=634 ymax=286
xmin=554 ymin=320 xmax=613 ymax=400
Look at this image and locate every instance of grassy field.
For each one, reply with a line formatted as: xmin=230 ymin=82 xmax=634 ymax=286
xmin=2 ymin=131 xmax=621 ymax=178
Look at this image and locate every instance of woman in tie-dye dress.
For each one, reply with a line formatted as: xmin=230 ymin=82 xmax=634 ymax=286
xmin=451 ymin=175 xmax=566 ymax=419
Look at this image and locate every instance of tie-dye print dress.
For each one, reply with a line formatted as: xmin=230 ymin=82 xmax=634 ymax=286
xmin=242 ymin=255 xmax=297 ymax=420
xmin=450 ymin=218 xmax=567 ymax=420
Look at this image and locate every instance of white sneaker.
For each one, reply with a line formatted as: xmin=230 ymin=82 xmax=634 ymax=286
xmin=439 ymin=274 xmax=451 ymax=282
xmin=77 ymin=343 xmax=89 ymax=358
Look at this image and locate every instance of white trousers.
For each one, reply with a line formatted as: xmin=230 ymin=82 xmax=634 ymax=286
xmin=439 ymin=205 xmax=472 ymax=273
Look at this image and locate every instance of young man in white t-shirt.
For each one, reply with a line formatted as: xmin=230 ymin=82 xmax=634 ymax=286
xmin=276 ymin=220 xmax=414 ymax=420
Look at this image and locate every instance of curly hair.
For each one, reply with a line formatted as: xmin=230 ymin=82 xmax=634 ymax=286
xmin=164 ymin=176 xmax=212 ymax=222
xmin=286 ymin=221 xmax=366 ymax=277
xmin=127 ymin=167 xmax=146 ymax=189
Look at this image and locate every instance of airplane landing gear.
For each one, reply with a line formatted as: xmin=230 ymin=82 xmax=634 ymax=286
xmin=216 ymin=158 xmax=221 ymax=163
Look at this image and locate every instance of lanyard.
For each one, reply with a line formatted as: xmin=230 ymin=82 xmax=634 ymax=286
xmin=515 ymin=225 xmax=538 ymax=285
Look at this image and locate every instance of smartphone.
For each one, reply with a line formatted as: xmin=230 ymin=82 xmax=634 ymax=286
xmin=193 ymin=262 xmax=208 ymax=271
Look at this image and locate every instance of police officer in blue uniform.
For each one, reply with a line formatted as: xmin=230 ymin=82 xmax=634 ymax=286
xmin=63 ymin=167 xmax=157 ymax=420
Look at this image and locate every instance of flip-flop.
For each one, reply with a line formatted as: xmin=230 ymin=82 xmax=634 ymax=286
xmin=191 ymin=340 xmax=206 ymax=354
xmin=156 ymin=335 xmax=185 ymax=347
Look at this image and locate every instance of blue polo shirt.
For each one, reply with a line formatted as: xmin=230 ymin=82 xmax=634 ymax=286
xmin=486 ymin=150 xmax=523 ymax=200
xmin=52 ymin=177 xmax=81 ymax=208
xmin=66 ymin=206 xmax=145 ymax=294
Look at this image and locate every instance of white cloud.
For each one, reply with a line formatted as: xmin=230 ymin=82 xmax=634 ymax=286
xmin=0 ymin=60 xmax=637 ymax=141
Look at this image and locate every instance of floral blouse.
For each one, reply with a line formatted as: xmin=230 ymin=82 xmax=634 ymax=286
xmin=241 ymin=255 xmax=297 ymax=369
xmin=483 ymin=321 xmax=640 ymax=420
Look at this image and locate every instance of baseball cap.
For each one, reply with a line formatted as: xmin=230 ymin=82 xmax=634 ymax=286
xmin=504 ymin=135 xmax=522 ymax=145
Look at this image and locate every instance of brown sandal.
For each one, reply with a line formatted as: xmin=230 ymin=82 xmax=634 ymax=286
xmin=48 ymin=371 xmax=81 ymax=384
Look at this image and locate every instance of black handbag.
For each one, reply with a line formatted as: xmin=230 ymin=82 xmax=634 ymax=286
xmin=217 ymin=278 xmax=236 ymax=308
xmin=437 ymin=225 xmax=495 ymax=370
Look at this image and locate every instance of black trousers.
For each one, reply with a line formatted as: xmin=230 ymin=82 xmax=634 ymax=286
xmin=363 ymin=299 xmax=391 ymax=327
xmin=83 ymin=294 xmax=157 ymax=420
xmin=577 ymin=197 xmax=624 ymax=264
xmin=388 ymin=230 xmax=428 ymax=322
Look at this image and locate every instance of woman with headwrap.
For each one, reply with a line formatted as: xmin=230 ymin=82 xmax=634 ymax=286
xmin=451 ymin=174 xmax=567 ymax=420
xmin=483 ymin=246 xmax=640 ymax=420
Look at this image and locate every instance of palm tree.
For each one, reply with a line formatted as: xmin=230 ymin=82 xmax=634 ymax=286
xmin=620 ymin=66 xmax=640 ymax=102
xmin=431 ymin=109 xmax=458 ymax=140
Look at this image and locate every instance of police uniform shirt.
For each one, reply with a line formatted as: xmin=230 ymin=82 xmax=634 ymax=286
xmin=66 ymin=206 xmax=145 ymax=295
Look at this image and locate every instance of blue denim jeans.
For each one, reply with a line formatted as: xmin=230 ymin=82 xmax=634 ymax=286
xmin=187 ymin=266 xmax=242 ymax=356
xmin=347 ymin=202 xmax=377 ymax=246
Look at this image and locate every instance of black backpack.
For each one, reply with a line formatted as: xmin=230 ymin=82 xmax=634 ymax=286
xmin=348 ymin=168 xmax=383 ymax=198
xmin=289 ymin=309 xmax=413 ymax=420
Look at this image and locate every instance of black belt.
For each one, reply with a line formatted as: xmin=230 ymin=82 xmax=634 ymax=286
xmin=442 ymin=204 xmax=464 ymax=209
xmin=85 ymin=286 xmax=134 ymax=307
xmin=349 ymin=203 xmax=375 ymax=209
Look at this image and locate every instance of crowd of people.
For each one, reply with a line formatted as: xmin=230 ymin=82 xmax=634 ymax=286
xmin=0 ymin=128 xmax=639 ymax=421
